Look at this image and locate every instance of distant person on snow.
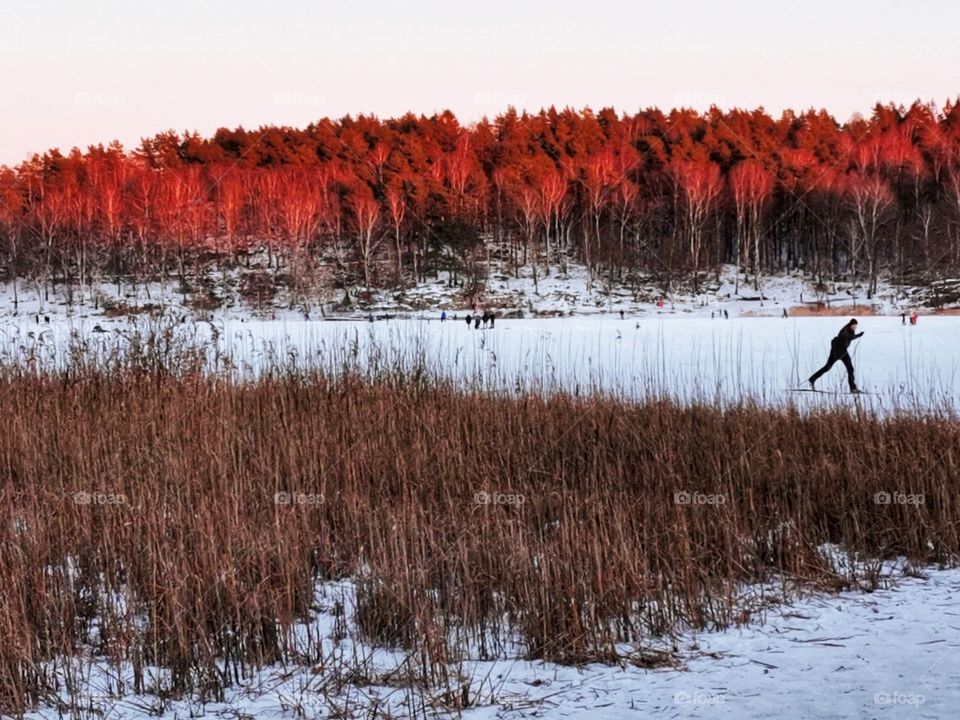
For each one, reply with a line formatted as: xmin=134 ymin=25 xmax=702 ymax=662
xmin=808 ymin=318 xmax=863 ymax=393
xmin=465 ymin=314 xmax=473 ymax=328
xmin=910 ymin=311 xmax=919 ymax=326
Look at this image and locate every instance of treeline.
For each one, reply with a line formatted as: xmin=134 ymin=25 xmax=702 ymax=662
xmin=3 ymin=102 xmax=960 ymax=304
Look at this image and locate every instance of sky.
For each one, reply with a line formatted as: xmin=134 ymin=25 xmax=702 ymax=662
xmin=1 ymin=0 xmax=957 ymax=165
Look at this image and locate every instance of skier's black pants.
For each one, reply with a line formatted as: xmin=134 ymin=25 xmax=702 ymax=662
xmin=810 ymin=349 xmax=856 ymax=390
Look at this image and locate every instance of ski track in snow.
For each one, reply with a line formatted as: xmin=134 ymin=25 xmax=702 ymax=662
xmin=483 ymin=568 xmax=960 ymax=719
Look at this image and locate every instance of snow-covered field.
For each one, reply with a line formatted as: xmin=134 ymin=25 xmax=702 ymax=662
xmin=24 ymin=563 xmax=960 ymax=720
xmin=1 ymin=266 xmax=951 ymax=410
xmin=3 ymin=313 xmax=957 ymax=413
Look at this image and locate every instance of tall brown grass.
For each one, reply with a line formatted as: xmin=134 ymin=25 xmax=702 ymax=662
xmin=0 ymin=356 xmax=957 ymax=716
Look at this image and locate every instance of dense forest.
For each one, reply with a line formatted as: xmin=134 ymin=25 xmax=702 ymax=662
xmin=3 ymin=102 xmax=960 ymax=306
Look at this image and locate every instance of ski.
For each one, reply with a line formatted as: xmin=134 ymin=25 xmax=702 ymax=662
xmin=786 ymin=388 xmax=875 ymax=396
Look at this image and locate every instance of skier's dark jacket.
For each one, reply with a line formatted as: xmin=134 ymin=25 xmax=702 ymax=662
xmin=831 ymin=324 xmax=863 ymax=353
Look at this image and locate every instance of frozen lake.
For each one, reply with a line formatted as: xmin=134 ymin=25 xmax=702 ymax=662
xmin=2 ymin=314 xmax=958 ymax=412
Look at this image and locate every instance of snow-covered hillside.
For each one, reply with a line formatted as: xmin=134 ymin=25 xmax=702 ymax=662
xmin=0 ymin=265 xmax=944 ymax=325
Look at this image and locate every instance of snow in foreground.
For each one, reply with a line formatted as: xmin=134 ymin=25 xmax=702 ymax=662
xmin=25 ymin=566 xmax=960 ymax=719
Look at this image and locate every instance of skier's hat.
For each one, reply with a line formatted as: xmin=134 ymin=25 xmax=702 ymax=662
xmin=849 ymin=318 xmax=858 ymax=325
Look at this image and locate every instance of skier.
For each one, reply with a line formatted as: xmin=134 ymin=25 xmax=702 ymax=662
xmin=441 ymin=310 xmax=447 ymax=322
xmin=808 ymin=318 xmax=863 ymax=393
xmin=465 ymin=314 xmax=473 ymax=328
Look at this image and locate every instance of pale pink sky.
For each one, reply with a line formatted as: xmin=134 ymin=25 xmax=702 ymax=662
xmin=1 ymin=0 xmax=957 ymax=165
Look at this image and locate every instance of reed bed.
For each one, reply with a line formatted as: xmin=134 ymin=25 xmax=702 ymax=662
xmin=0 ymin=344 xmax=958 ymax=716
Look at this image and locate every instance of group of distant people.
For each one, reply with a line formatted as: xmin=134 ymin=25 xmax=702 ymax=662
xmin=437 ymin=307 xmax=496 ymax=329
xmin=463 ymin=311 xmax=495 ymax=329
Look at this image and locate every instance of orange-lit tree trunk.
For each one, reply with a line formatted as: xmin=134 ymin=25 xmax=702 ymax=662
xmin=671 ymin=159 xmax=722 ymax=293
xmin=351 ymin=193 xmax=382 ymax=289
xmin=729 ymin=159 xmax=775 ymax=292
